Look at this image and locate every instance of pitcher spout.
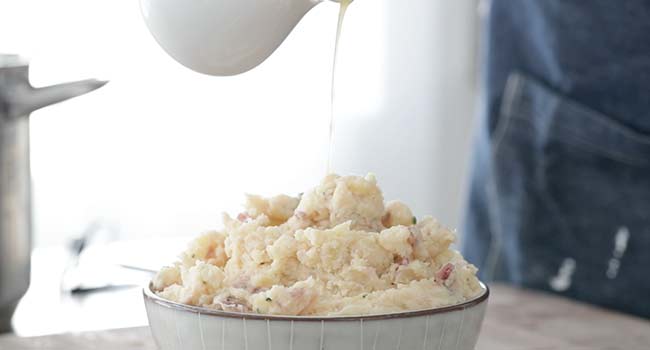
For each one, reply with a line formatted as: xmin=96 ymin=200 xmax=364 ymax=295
xmin=10 ymin=79 xmax=108 ymax=118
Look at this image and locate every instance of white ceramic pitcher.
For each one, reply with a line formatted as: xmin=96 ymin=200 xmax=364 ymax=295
xmin=140 ymin=0 xmax=344 ymax=76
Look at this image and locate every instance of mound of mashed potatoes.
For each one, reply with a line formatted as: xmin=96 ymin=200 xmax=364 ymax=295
xmin=152 ymin=174 xmax=482 ymax=316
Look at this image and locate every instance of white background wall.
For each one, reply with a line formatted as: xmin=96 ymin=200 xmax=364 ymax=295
xmin=0 ymin=0 xmax=479 ymax=246
xmin=333 ymin=0 xmax=479 ymax=230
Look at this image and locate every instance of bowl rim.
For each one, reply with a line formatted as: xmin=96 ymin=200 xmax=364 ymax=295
xmin=143 ymin=282 xmax=489 ymax=322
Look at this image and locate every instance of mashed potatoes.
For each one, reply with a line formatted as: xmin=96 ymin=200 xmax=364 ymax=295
xmin=152 ymin=174 xmax=482 ymax=316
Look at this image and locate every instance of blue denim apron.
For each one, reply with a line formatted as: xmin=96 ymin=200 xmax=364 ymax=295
xmin=462 ymin=0 xmax=650 ymax=318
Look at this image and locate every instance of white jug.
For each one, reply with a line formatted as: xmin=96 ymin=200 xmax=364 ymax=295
xmin=140 ymin=0 xmax=343 ymax=76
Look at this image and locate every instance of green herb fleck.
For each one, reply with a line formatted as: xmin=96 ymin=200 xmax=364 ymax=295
xmin=266 ymin=297 xmax=272 ymax=302
xmin=191 ymin=254 xmax=196 ymax=259
xmin=412 ymin=216 xmax=417 ymax=225
xmin=362 ymin=294 xmax=368 ymax=299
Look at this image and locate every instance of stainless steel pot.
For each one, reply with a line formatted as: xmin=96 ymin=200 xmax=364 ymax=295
xmin=0 ymin=55 xmax=106 ymax=332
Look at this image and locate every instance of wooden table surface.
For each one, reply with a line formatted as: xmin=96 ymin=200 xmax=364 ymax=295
xmin=1 ymin=284 xmax=649 ymax=349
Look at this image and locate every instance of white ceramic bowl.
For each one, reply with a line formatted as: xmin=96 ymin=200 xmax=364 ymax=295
xmin=144 ymin=283 xmax=489 ymax=350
